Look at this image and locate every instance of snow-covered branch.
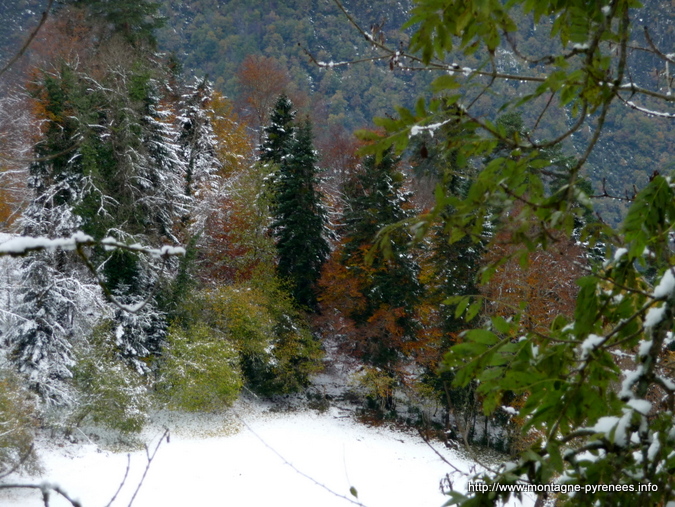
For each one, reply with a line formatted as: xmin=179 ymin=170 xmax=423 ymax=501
xmin=0 ymin=232 xmax=185 ymax=260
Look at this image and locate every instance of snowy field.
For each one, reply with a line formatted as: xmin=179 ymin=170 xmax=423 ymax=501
xmin=0 ymin=400 xmax=534 ymax=507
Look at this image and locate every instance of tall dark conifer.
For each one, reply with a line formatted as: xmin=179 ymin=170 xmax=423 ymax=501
xmin=260 ymin=94 xmax=295 ymax=167
xmin=260 ymin=96 xmax=329 ymax=309
xmin=271 ymin=119 xmax=329 ymax=309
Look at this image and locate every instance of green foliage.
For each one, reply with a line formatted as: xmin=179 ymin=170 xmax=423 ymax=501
xmin=0 ymin=366 xmax=40 ymax=476
xmin=68 ymin=0 xmax=165 ymax=47
xmin=167 ymin=276 xmax=323 ymax=399
xmin=71 ymin=322 xmax=151 ymax=435
xmin=158 ymin=322 xmax=242 ymax=412
xmin=267 ymin=116 xmax=329 ymax=310
xmin=351 ymin=0 xmax=675 ymax=504
xmin=209 ymin=279 xmax=324 ymax=396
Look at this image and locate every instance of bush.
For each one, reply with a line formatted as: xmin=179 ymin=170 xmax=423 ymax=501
xmin=209 ymin=279 xmax=324 ymax=396
xmin=0 ymin=365 xmax=40 ymax=476
xmin=161 ymin=273 xmax=323 ymax=402
xmin=71 ymin=321 xmax=150 ymax=435
xmin=157 ymin=322 xmax=243 ymax=412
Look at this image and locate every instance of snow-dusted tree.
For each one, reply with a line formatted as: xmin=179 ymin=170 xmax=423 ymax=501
xmin=319 ymin=149 xmax=423 ymax=409
xmin=260 ymin=94 xmax=295 ymax=168
xmin=260 ymin=97 xmax=329 ymax=309
xmin=88 ymin=63 xmax=188 ymax=364
xmin=5 ymin=66 xmax=95 ymax=403
xmin=175 ymin=78 xmax=221 ymax=230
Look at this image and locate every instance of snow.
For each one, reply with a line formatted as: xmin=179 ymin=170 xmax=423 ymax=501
xmin=613 ymin=247 xmax=628 ymax=262
xmin=638 ymin=339 xmax=653 ymax=357
xmin=653 ymin=268 xmax=675 ymax=299
xmin=648 ymin=434 xmax=660 ymax=462
xmin=592 ymin=416 xmax=621 ymax=434
xmin=580 ymin=334 xmax=604 ymax=360
xmin=0 ymin=403 xmax=535 ymax=507
xmin=644 ymin=305 xmax=666 ymax=328
xmin=0 ymin=232 xmax=94 ymax=255
xmin=626 ymin=399 xmax=651 ymax=416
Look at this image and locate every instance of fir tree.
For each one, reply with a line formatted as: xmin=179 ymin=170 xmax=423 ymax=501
xmin=260 ymin=97 xmax=329 ymax=309
xmin=6 ymin=67 xmax=95 ymax=403
xmin=175 ymin=78 xmax=221 ymax=228
xmin=259 ymin=94 xmax=295 ymax=167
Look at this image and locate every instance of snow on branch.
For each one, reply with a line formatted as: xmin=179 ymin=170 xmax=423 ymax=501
xmin=0 ymin=233 xmax=185 ymax=314
xmin=0 ymin=232 xmax=185 ymax=260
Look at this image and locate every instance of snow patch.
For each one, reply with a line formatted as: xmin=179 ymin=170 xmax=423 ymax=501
xmin=653 ymin=268 xmax=675 ymax=299
xmin=644 ymin=305 xmax=666 ymax=328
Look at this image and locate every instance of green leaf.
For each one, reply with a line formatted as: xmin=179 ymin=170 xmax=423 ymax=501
xmin=431 ymin=74 xmax=461 ymax=93
xmin=349 ymin=486 xmax=358 ymax=498
xmin=455 ymin=296 xmax=471 ymax=319
xmin=465 ymin=300 xmax=482 ymax=322
xmin=467 ymin=328 xmax=499 ymax=345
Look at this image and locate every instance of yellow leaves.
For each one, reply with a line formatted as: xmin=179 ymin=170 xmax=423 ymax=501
xmin=208 ymin=91 xmax=253 ymax=178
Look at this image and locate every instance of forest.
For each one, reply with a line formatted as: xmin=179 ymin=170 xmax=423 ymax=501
xmin=1 ymin=0 xmax=675 ymax=505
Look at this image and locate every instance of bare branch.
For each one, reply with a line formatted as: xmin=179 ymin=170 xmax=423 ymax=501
xmin=104 ymin=454 xmax=131 ymax=507
xmin=128 ymin=428 xmax=169 ymax=507
xmin=233 ymin=407 xmax=367 ymax=507
xmin=0 ymin=0 xmax=55 ymax=80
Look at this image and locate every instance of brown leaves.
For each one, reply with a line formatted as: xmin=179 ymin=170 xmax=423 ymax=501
xmin=481 ymin=229 xmax=587 ymax=334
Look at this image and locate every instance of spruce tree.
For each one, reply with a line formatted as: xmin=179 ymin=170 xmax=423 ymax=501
xmin=6 ymin=67 xmax=95 ymax=403
xmin=260 ymin=96 xmax=329 ymax=309
xmin=271 ymin=119 xmax=329 ymax=309
xmin=260 ymin=94 xmax=295 ymax=166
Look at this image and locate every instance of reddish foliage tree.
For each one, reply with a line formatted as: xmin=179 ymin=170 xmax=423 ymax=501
xmin=235 ymin=55 xmax=290 ymax=138
xmin=481 ymin=229 xmax=587 ymax=334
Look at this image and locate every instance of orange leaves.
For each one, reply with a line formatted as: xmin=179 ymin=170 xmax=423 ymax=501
xmin=481 ymin=230 xmax=587 ymax=333
xmin=318 ymin=255 xmax=368 ymax=317
xmin=236 ymin=55 xmax=290 ymax=135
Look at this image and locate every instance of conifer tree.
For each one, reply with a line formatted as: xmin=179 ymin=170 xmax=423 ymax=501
xmin=321 ymin=149 xmax=423 ymax=385
xmin=261 ymin=96 xmax=329 ymax=309
xmin=6 ymin=66 xmax=95 ymax=403
xmin=271 ymin=119 xmax=329 ymax=309
xmin=259 ymin=94 xmax=295 ymax=167
xmin=341 ymin=150 xmax=421 ymax=315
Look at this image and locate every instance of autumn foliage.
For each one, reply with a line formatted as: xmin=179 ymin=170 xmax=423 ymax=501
xmin=481 ymin=229 xmax=587 ymax=334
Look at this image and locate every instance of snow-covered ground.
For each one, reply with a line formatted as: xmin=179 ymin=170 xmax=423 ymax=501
xmin=0 ymin=399 xmax=535 ymax=507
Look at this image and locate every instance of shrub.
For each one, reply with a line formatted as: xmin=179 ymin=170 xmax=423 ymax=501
xmin=0 ymin=365 xmax=40 ymax=476
xmin=71 ymin=321 xmax=150 ymax=435
xmin=158 ymin=322 xmax=243 ymax=412
xmin=211 ymin=280 xmax=323 ymax=396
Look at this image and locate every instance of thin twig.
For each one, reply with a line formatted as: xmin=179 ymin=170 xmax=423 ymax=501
xmin=0 ymin=0 xmax=55 ymax=79
xmin=232 ymin=408 xmax=367 ymax=507
xmin=128 ymin=428 xmax=170 ymax=507
xmin=105 ymin=454 xmax=131 ymax=507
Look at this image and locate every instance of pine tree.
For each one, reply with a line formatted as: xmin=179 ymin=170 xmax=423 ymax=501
xmin=271 ymin=119 xmax=329 ymax=309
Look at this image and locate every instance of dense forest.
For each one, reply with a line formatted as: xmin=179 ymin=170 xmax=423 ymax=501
xmin=1 ymin=0 xmax=675 ymax=505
